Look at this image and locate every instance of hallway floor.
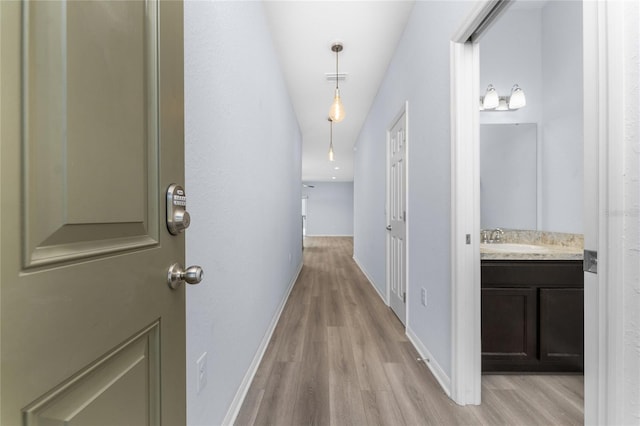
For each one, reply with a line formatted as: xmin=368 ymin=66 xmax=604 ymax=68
xmin=235 ymin=237 xmax=583 ymax=425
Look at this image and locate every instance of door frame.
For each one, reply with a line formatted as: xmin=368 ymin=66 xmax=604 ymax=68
xmin=386 ymin=101 xmax=409 ymax=325
xmin=449 ymin=0 xmax=629 ymax=420
xmin=582 ymin=2 xmax=635 ymax=423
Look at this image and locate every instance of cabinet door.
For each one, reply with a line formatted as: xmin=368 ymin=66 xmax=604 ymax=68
xmin=481 ymin=288 xmax=537 ymax=370
xmin=540 ymin=288 xmax=584 ymax=371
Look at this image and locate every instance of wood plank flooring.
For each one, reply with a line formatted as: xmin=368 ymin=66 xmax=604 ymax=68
xmin=235 ymin=237 xmax=584 ymax=426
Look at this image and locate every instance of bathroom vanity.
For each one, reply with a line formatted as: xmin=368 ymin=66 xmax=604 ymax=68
xmin=480 ymin=231 xmax=584 ymax=373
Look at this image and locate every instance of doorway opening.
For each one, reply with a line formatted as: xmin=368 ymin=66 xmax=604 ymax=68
xmin=449 ymin=0 xmax=595 ymax=416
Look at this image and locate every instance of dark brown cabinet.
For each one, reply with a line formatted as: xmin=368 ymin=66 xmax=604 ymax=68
xmin=481 ymin=260 xmax=584 ymax=373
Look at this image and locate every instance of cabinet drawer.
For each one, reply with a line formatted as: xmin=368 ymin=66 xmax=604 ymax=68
xmin=482 ymin=260 xmax=583 ymax=287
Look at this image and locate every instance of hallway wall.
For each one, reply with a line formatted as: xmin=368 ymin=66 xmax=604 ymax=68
xmin=302 ymin=182 xmax=354 ymax=236
xmin=184 ymin=2 xmax=302 ymax=424
xmin=353 ymin=1 xmax=474 ymax=385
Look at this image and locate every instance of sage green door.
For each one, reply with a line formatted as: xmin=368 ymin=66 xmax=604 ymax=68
xmin=1 ymin=1 xmax=186 ymax=425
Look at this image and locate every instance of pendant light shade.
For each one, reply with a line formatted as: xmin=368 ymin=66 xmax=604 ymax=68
xmin=328 ymin=43 xmax=345 ymax=123
xmin=329 ymin=88 xmax=345 ymax=123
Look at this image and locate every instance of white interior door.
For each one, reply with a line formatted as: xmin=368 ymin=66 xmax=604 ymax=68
xmin=0 ymin=1 xmax=186 ymax=425
xmin=387 ymin=108 xmax=407 ymax=325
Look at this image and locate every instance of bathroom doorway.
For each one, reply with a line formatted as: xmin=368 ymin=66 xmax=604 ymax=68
xmin=448 ymin=0 xmax=627 ymax=421
xmin=478 ymin=0 xmax=585 ymax=377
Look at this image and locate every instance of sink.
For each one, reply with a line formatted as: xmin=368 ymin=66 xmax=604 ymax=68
xmin=480 ymin=243 xmax=550 ymax=253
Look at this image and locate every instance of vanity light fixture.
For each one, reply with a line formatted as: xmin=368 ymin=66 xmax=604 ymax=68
xmin=480 ymin=84 xmax=526 ymax=111
xmin=328 ymin=43 xmax=345 ymax=123
xmin=328 ymin=117 xmax=335 ymax=162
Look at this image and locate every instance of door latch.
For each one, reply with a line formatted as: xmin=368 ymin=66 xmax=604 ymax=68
xmin=583 ymin=250 xmax=598 ymax=274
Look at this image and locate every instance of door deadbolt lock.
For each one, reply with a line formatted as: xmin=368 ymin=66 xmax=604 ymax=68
xmin=167 ymin=263 xmax=204 ymax=289
xmin=167 ymin=184 xmax=191 ymax=235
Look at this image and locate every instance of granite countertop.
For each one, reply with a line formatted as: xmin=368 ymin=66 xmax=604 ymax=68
xmin=480 ymin=229 xmax=584 ymax=261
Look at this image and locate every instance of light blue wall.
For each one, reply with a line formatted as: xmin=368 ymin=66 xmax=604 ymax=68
xmin=540 ymin=0 xmax=583 ymax=233
xmin=302 ymin=182 xmax=354 ymax=236
xmin=353 ymin=1 xmax=474 ymax=379
xmin=184 ymin=2 xmax=302 ymax=424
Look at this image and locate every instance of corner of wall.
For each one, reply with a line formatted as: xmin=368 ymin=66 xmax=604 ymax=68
xmin=352 ymin=255 xmax=387 ymax=304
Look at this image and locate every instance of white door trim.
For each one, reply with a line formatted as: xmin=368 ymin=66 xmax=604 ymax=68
xmin=583 ymin=1 xmax=635 ymax=424
xmin=386 ymin=101 xmax=409 ymax=325
xmin=449 ymin=0 xmax=501 ymax=406
xmin=449 ymin=39 xmax=481 ymax=406
xmin=450 ymin=0 xmax=632 ymax=421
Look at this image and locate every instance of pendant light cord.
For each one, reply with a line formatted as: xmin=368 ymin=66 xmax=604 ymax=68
xmin=335 ymin=49 xmax=339 ymax=91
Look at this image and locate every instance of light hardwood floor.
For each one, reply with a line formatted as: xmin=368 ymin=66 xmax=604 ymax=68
xmin=235 ymin=237 xmax=584 ymax=425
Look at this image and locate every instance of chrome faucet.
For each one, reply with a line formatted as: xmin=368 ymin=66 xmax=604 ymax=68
xmin=490 ymin=228 xmax=504 ymax=243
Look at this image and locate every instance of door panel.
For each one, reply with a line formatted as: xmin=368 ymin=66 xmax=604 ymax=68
xmin=23 ymin=1 xmax=159 ymax=267
xmin=24 ymin=323 xmax=160 ymax=426
xmin=481 ymin=288 xmax=536 ymax=362
xmin=1 ymin=1 xmax=185 ymax=425
xmin=539 ymin=288 xmax=584 ymax=368
xmin=387 ymin=109 xmax=407 ymax=324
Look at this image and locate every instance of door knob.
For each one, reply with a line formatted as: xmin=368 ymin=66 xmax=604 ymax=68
xmin=167 ymin=184 xmax=191 ymax=235
xmin=386 ymin=225 xmax=392 ymax=231
xmin=170 ymin=210 xmax=191 ymax=234
xmin=167 ymin=263 xmax=204 ymax=289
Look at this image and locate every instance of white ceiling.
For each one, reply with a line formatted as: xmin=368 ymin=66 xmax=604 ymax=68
xmin=263 ymin=1 xmax=415 ymax=182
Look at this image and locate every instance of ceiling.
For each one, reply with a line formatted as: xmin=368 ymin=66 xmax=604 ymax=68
xmin=263 ymin=1 xmax=415 ymax=182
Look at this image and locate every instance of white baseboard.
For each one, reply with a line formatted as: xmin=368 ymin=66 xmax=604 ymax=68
xmin=305 ymin=234 xmax=354 ymax=237
xmin=353 ymin=256 xmax=451 ymax=397
xmin=221 ymin=261 xmax=303 ymax=426
xmin=406 ymin=326 xmax=451 ymax=397
xmin=352 ymin=255 xmax=387 ymax=305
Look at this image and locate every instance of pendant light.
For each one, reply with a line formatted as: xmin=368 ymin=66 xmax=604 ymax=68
xmin=328 ymin=43 xmax=345 ymax=123
xmin=328 ymin=118 xmax=335 ymax=161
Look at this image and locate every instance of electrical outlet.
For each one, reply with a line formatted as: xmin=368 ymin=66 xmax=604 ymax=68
xmin=196 ymin=352 xmax=208 ymax=394
xmin=421 ymin=288 xmax=427 ymax=307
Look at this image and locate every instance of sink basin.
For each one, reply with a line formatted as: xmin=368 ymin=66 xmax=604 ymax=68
xmin=480 ymin=243 xmax=550 ymax=253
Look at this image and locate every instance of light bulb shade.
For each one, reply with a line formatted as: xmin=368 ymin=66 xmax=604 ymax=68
xmin=508 ymin=85 xmax=526 ymax=109
xmin=482 ymin=84 xmax=499 ymax=109
xmin=328 ymin=145 xmax=335 ymax=162
xmin=329 ymin=88 xmax=345 ymax=123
